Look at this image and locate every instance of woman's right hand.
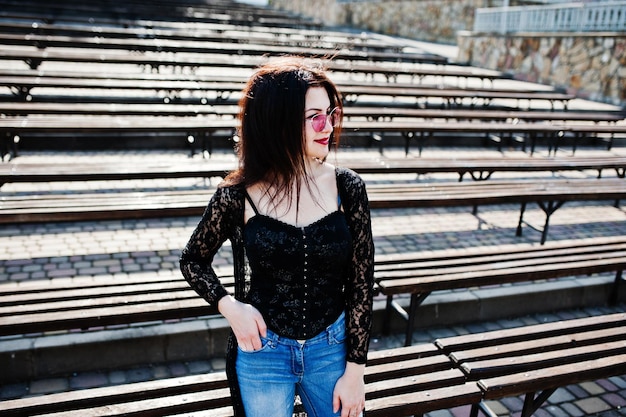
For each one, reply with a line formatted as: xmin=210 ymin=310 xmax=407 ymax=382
xmin=218 ymin=295 xmax=267 ymax=351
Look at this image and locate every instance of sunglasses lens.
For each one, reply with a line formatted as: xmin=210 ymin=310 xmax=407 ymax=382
xmin=311 ymin=114 xmax=326 ymax=132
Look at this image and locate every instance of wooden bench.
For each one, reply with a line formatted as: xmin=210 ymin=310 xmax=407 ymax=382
xmin=0 ymin=67 xmax=563 ymax=110
xmin=0 ymin=68 xmax=511 ymax=105
xmin=1 ymin=177 xmax=624 ymax=244
xmin=375 ymin=236 xmax=626 ymax=346
xmin=0 ymin=20 xmax=404 ymax=53
xmin=347 ymin=154 xmax=626 ymax=181
xmin=435 ymin=312 xmax=626 ymax=417
xmin=0 ymin=44 xmax=449 ymax=80
xmin=365 ymin=177 xmax=626 ymax=245
xmin=0 ymin=116 xmax=238 ymax=160
xmin=340 ymin=84 xmax=574 ymax=110
xmin=2 ymin=155 xmax=625 ymax=187
xmin=0 ymin=159 xmax=235 ymax=186
xmin=0 ymin=32 xmax=445 ymax=66
xmin=0 ymin=0 xmax=323 ymax=31
xmin=0 ymin=343 xmax=481 ymax=417
xmin=4 ymin=234 xmax=623 ymax=338
xmin=3 ymin=115 xmax=624 ymax=161
xmin=340 ymin=119 xmax=626 ymax=155
xmin=0 ymin=0 xmax=328 ymax=33
xmin=0 ymin=271 xmax=230 ymax=337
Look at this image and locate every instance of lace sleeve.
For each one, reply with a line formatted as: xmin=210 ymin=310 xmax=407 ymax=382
xmin=337 ymin=168 xmax=375 ymax=365
xmin=179 ymin=185 xmax=242 ymax=307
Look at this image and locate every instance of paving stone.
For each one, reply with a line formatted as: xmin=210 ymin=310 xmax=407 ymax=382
xmin=575 ymin=397 xmax=612 ymax=415
xmin=152 ymin=365 xmax=171 ymax=379
xmin=29 ymin=378 xmax=69 ymax=395
xmin=602 ymin=393 xmax=626 ymax=408
xmin=560 ymin=402 xmax=586 ymax=417
xmin=0 ymin=382 xmax=29 ymax=400
xmin=481 ymin=400 xmax=509 ymax=416
xmin=548 ymin=387 xmax=578 ymax=405
xmin=609 ymin=377 xmax=626 ymax=390
xmin=569 ymin=384 xmax=592 ymax=399
xmin=582 ymin=381 xmax=609 ymax=396
xmin=168 ymin=362 xmax=189 ymax=377
xmin=69 ymin=372 xmax=108 ymax=390
xmin=449 ymin=405 xmax=475 ymax=417
xmin=108 ymin=370 xmax=127 ymax=385
xmin=545 ymin=405 xmax=570 ymax=417
xmin=500 ymin=396 xmax=524 ymax=413
xmin=187 ymin=360 xmax=212 ymax=374
xmin=533 ymin=408 xmax=554 ymax=417
xmin=598 ymin=378 xmax=621 ymax=392
xmin=126 ymin=367 xmax=153 ymax=383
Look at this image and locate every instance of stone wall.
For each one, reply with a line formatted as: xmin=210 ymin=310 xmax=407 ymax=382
xmin=270 ymin=0 xmax=496 ymax=45
xmin=457 ymin=32 xmax=626 ymax=105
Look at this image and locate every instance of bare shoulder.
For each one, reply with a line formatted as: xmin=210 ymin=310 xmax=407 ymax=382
xmin=318 ymin=161 xmax=339 ymax=185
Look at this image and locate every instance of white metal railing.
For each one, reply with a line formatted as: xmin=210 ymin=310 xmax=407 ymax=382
xmin=474 ymin=1 xmax=626 ymax=33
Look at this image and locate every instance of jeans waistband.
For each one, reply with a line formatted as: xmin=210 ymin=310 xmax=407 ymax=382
xmin=266 ymin=311 xmax=346 ymax=347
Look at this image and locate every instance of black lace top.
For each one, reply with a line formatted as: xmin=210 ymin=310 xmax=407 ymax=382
xmin=244 ymin=195 xmax=352 ymax=339
xmin=180 ymin=167 xmax=374 ymax=417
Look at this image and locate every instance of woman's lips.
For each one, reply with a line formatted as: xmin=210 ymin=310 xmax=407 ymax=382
xmin=315 ymin=138 xmax=329 ymax=145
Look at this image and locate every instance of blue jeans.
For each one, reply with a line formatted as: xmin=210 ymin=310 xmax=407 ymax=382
xmin=236 ymin=312 xmax=347 ymax=417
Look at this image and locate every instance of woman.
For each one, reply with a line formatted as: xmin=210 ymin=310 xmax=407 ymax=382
xmin=180 ymin=57 xmax=374 ymax=417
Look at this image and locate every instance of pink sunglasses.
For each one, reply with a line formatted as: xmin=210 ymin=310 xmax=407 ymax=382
xmin=307 ymin=107 xmax=341 ymax=132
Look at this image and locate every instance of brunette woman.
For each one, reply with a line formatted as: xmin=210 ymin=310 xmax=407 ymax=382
xmin=180 ymin=57 xmax=374 ymax=417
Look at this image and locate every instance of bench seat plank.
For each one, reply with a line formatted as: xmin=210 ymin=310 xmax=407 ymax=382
xmin=377 ymin=251 xmax=626 ymax=294
xmin=462 ymin=339 xmax=626 ymax=379
xmin=365 ymin=368 xmax=465 ymax=398
xmin=365 ymin=382 xmax=482 ymax=417
xmin=366 ymin=343 xmax=440 ymax=366
xmin=33 ymin=388 xmax=232 ymax=417
xmin=364 ymin=355 xmax=453 ymax=382
xmin=451 ymin=326 xmax=626 ymax=365
xmin=0 ymin=298 xmax=218 ymax=336
xmin=0 ymin=372 xmax=229 ymax=417
xmin=477 ymin=353 xmax=626 ymax=400
xmin=435 ymin=312 xmax=626 ymax=352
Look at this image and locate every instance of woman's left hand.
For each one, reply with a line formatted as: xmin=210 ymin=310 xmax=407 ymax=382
xmin=333 ymin=362 xmax=365 ymax=417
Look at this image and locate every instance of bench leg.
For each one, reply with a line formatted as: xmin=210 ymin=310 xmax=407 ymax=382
xmin=419 ymin=131 xmax=429 ymax=157
xmin=382 ymin=293 xmax=430 ymax=346
xmin=537 ymin=200 xmax=565 ymax=245
xmin=521 ymin=388 xmax=556 ymax=417
xmin=383 ymin=295 xmax=395 ymax=336
xmin=529 ymin=132 xmax=538 ymax=156
xmin=516 ymin=202 xmax=527 ymax=237
xmin=404 ymin=293 xmax=429 ymax=346
xmin=402 ymin=132 xmax=413 ymax=156
xmin=610 ymin=270 xmax=624 ymax=305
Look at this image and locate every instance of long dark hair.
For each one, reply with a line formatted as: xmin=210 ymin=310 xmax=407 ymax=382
xmin=225 ymin=57 xmax=343 ymax=213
